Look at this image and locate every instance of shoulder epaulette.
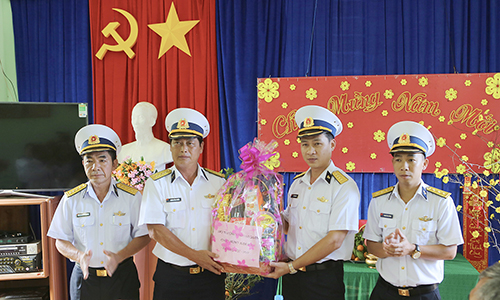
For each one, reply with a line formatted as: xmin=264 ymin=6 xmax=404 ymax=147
xmin=150 ymin=169 xmax=172 ymax=181
xmin=372 ymin=186 xmax=395 ymax=198
xmin=332 ymin=171 xmax=348 ymax=185
xmin=426 ymin=186 xmax=451 ymax=198
xmin=65 ymin=183 xmax=87 ymax=197
xmin=116 ymin=183 xmax=139 ymax=196
xmin=294 ymin=172 xmax=306 ymax=180
xmin=204 ymin=168 xmax=224 ymax=178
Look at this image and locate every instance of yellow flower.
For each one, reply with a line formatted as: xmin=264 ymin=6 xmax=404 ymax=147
xmin=455 ymin=143 xmax=462 ymax=149
xmin=491 ymin=214 xmax=495 ymax=219
xmin=340 ymin=81 xmax=350 ymax=91
xmin=435 ymin=171 xmax=443 ymax=179
xmin=496 ymin=194 xmax=500 ymax=202
xmin=496 ymin=207 xmax=500 ymax=213
xmin=472 ymin=181 xmax=479 ymax=189
xmin=365 ymin=81 xmax=372 ymax=87
xmin=419 ymin=77 xmax=429 ymax=87
xmin=370 ymin=153 xmax=377 ymax=159
xmin=484 ymin=148 xmax=500 ymax=173
xmin=436 ymin=137 xmax=446 ymax=147
xmin=263 ymin=153 xmax=280 ymax=170
xmin=442 ymin=176 xmax=449 ymax=183
xmin=484 ymin=170 xmax=490 ymax=176
xmin=257 ymin=78 xmax=280 ymax=103
xmin=384 ymin=89 xmax=394 ymax=99
xmin=461 ymin=155 xmax=469 ymax=162
xmin=482 ymin=99 xmax=488 ymax=106
xmin=441 ymin=168 xmax=449 ymax=175
xmin=456 ymin=165 xmax=466 ymax=174
xmin=400 ymin=79 xmax=407 ymax=85
xmin=484 ymin=242 xmax=491 ymax=249
xmin=488 ymin=141 xmax=494 ymax=148
xmin=381 ymin=110 xmax=388 ymax=116
xmin=435 ymin=162 xmax=442 ymax=168
xmin=439 ymin=116 xmax=445 ymax=122
xmin=342 ymin=147 xmax=348 ymax=154
xmin=485 ymin=227 xmax=492 ymax=233
xmin=445 ymin=88 xmax=458 ymax=101
xmin=260 ymin=119 xmax=267 ymax=125
xmin=290 ymin=84 xmax=296 ymax=91
xmin=306 ymin=88 xmax=318 ymax=100
xmin=282 ymin=102 xmax=288 ymax=109
xmin=485 ymin=73 xmax=500 ymax=99
xmin=464 ymin=80 xmax=472 ymax=86
xmin=347 ymin=122 xmax=354 ymax=128
xmin=490 ymin=179 xmax=498 ymax=186
xmin=487 ymin=200 xmax=492 ymax=207
xmin=480 ymin=190 xmax=488 ymax=198
xmin=284 ymin=139 xmax=290 ymax=145
xmin=373 ymin=130 xmax=386 ymax=142
xmin=346 ymin=161 xmax=356 ymax=171
xmin=472 ymin=230 xmax=479 ymax=238
xmin=460 ymin=133 xmax=467 ymax=140
xmin=297 ymin=138 xmax=301 ymax=144
xmin=457 ymin=205 xmax=462 ymax=212
xmin=292 ymin=152 xmax=299 ymax=158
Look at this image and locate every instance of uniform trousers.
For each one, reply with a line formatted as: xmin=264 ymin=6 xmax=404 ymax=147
xmin=152 ymin=259 xmax=225 ymax=300
xmin=70 ymin=257 xmax=140 ymax=300
xmin=370 ymin=276 xmax=441 ymax=300
xmin=282 ymin=260 xmax=345 ymax=300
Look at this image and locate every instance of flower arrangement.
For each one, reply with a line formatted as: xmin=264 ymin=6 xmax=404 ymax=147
xmin=112 ymin=156 xmax=155 ymax=191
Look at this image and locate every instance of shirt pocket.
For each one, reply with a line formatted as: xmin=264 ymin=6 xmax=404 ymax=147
xmin=73 ymin=214 xmax=95 ymax=245
xmin=109 ymin=213 xmax=131 ymax=243
xmin=164 ymin=201 xmax=187 ymax=229
xmin=412 ymin=220 xmax=437 ymax=245
xmin=378 ymin=218 xmax=397 ymax=238
xmin=307 ymin=200 xmax=332 ymax=234
xmin=201 ymin=197 xmax=215 ymax=225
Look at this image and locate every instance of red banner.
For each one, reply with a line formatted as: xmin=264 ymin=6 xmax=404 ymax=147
xmin=257 ymin=74 xmax=500 ymax=173
xmin=462 ymin=176 xmax=489 ymax=272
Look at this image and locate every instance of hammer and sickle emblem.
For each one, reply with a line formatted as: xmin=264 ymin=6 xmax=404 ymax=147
xmin=96 ymin=8 xmax=138 ymax=60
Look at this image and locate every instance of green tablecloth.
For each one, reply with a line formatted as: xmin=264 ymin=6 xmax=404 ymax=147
xmin=344 ymin=254 xmax=479 ymax=300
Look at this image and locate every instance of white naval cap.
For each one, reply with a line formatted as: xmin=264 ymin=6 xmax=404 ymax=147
xmin=387 ymin=121 xmax=435 ymax=157
xmin=165 ymin=108 xmax=210 ymax=139
xmin=294 ymin=105 xmax=343 ymax=138
xmin=75 ymin=124 xmax=122 ymax=155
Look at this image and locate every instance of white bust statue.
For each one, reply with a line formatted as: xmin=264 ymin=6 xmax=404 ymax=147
xmin=118 ymin=102 xmax=172 ymax=170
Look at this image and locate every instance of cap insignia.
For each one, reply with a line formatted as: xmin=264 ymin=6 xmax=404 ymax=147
xmin=88 ymin=135 xmax=100 ymax=145
xmin=304 ymin=117 xmax=314 ymax=128
xmin=178 ymin=119 xmax=189 ymax=129
xmin=398 ymin=133 xmax=410 ymax=145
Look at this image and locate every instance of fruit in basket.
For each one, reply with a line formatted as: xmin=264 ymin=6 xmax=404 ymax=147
xmin=352 ymin=225 xmax=367 ymax=261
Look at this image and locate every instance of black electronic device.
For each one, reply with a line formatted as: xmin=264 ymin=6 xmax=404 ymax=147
xmin=0 ymin=286 xmax=49 ymax=300
xmin=0 ymin=231 xmax=32 ymax=244
xmin=0 ymin=241 xmax=42 ymax=273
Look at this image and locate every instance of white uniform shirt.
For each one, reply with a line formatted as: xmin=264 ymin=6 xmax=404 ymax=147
xmin=282 ymin=161 xmax=360 ymax=262
xmin=138 ymin=165 xmax=225 ymax=266
xmin=47 ymin=179 xmax=148 ymax=268
xmin=363 ymin=181 xmax=464 ymax=287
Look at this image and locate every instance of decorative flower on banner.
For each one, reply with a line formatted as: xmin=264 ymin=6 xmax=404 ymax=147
xmin=484 ymin=242 xmax=491 ymax=249
xmin=340 ymin=81 xmax=350 ymax=91
xmin=112 ymin=157 xmax=155 ymax=191
xmin=492 ymin=179 xmax=499 ymax=187
xmin=346 ymin=161 xmax=356 ymax=171
xmin=436 ymin=137 xmax=446 ymax=147
xmin=485 ymin=73 xmax=500 ymax=99
xmin=381 ymin=110 xmax=388 ymax=116
xmin=400 ymin=79 xmax=407 ymax=85
xmin=292 ymin=152 xmax=298 ymax=158
xmin=438 ymin=116 xmax=445 ymax=122
xmin=484 ymin=149 xmax=500 ymax=173
xmin=373 ymin=130 xmax=385 ymax=142
xmin=457 ymin=205 xmax=462 ymax=212
xmin=461 ymin=155 xmax=469 ymax=162
xmin=442 ymin=177 xmax=449 ymax=183
xmin=485 ymin=226 xmax=492 ymax=232
xmin=342 ymin=147 xmax=348 ymax=154
xmin=445 ymin=88 xmax=458 ymax=101
xmin=419 ymin=77 xmax=429 ymax=87
xmin=480 ymin=190 xmax=488 ymax=198
xmin=464 ymin=80 xmax=472 ymax=86
xmin=258 ymin=79 xmax=280 ymax=103
xmin=435 ymin=162 xmax=442 ymax=168
xmin=260 ymin=119 xmax=267 ymax=125
xmin=482 ymin=99 xmax=488 ymax=105
xmin=455 ymin=143 xmax=462 ymax=149
xmin=284 ymin=139 xmax=290 ymax=145
xmin=296 ymin=138 xmax=301 ymax=144
xmin=365 ymin=81 xmax=372 ymax=87
xmin=281 ymin=102 xmax=288 ymax=109
xmin=383 ymin=89 xmax=394 ymax=99
xmin=306 ymin=88 xmax=318 ymax=100
xmin=263 ymin=153 xmax=280 ymax=170
xmin=472 ymin=230 xmax=479 ymax=239
xmin=347 ymin=122 xmax=354 ymax=128
xmin=290 ymin=84 xmax=296 ymax=91
xmin=460 ymin=133 xmax=467 ymax=140
xmin=370 ymin=153 xmax=377 ymax=159
xmin=435 ymin=170 xmax=444 ymax=178
xmin=488 ymin=141 xmax=494 ymax=148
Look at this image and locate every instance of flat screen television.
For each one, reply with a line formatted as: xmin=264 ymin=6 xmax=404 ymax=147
xmin=0 ymin=102 xmax=88 ymax=192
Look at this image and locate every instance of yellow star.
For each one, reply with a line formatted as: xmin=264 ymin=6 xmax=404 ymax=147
xmin=148 ymin=3 xmax=200 ymax=58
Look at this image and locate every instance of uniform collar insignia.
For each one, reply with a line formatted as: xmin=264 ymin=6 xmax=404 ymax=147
xmin=325 ymin=171 xmax=332 ymax=184
xmin=171 ymin=170 xmax=176 ymax=183
xmin=201 ymin=168 xmax=209 ymax=181
xmin=418 ymin=216 xmax=433 ymax=222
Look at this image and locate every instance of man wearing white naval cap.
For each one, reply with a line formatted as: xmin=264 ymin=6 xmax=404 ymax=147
xmin=267 ymin=105 xmax=360 ymax=300
xmin=48 ymin=124 xmax=150 ymax=300
xmin=363 ymin=121 xmax=463 ymax=299
xmin=139 ymin=108 xmax=226 ymax=299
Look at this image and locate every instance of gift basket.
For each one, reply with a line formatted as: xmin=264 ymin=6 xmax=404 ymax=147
xmin=211 ymin=139 xmax=286 ymax=275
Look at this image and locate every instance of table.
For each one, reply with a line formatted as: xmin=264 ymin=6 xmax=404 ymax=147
xmin=344 ymin=254 xmax=479 ymax=300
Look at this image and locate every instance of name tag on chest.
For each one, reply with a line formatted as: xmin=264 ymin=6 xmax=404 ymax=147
xmin=166 ymin=198 xmax=182 ymax=203
xmin=380 ymin=213 xmax=393 ymax=219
